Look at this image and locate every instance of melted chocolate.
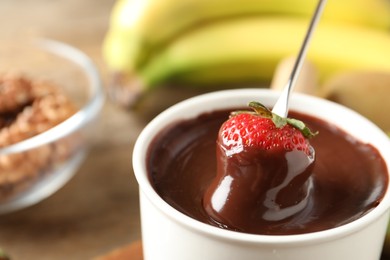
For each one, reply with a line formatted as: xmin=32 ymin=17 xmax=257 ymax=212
xmin=147 ymin=109 xmax=388 ymax=235
xmin=203 ymin=140 xmax=315 ymax=231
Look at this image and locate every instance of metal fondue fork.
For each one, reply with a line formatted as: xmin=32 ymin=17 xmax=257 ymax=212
xmin=272 ymin=0 xmax=327 ymax=117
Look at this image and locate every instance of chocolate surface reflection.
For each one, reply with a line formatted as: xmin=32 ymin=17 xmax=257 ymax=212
xmin=147 ymin=109 xmax=388 ymax=235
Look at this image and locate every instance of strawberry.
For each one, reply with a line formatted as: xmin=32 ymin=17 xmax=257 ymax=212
xmin=203 ymin=101 xmax=317 ymax=232
xmin=219 ymin=101 xmax=316 ymax=156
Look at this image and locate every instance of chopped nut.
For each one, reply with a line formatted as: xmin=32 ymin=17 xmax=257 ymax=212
xmin=0 ymin=74 xmax=34 ymax=114
xmin=0 ymin=74 xmax=80 ymax=201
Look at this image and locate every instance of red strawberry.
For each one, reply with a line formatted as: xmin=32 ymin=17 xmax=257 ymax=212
xmin=203 ymin=101 xmax=317 ymax=232
xmin=219 ymin=101 xmax=316 ymax=157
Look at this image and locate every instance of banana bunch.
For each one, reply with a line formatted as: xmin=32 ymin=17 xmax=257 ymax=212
xmin=103 ymin=0 xmax=390 ymax=106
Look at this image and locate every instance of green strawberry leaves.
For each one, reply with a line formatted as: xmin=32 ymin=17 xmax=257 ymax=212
xmin=235 ymin=101 xmax=318 ymax=139
xmin=286 ymin=117 xmax=318 ymax=138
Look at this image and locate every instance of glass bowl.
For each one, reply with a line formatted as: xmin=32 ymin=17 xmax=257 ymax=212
xmin=0 ymin=39 xmax=104 ymax=214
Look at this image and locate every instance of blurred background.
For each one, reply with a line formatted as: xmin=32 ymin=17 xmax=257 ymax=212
xmin=0 ymin=1 xmax=144 ymax=259
xmin=0 ymin=0 xmax=390 ymax=259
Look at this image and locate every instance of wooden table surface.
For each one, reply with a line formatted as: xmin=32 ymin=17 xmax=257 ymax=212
xmin=1 ymin=1 xmax=390 ymax=260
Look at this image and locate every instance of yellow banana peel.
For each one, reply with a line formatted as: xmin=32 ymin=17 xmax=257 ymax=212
xmin=138 ymin=17 xmax=390 ymax=89
xmin=103 ymin=0 xmax=390 ymax=73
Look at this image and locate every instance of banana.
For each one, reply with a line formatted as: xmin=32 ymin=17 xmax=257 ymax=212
xmin=103 ymin=0 xmax=390 ymax=73
xmin=137 ymin=17 xmax=390 ymax=90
